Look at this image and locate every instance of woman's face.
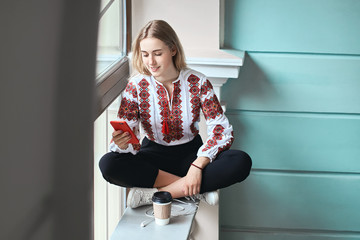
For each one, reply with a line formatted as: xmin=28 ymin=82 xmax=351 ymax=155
xmin=140 ymin=37 xmax=177 ymax=81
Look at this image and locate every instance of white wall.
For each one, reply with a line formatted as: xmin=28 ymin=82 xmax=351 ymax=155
xmin=0 ymin=1 xmax=99 ymax=239
xmin=131 ymin=0 xmax=220 ymax=53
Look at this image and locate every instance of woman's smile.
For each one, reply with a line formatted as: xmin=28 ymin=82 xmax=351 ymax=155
xmin=150 ymin=66 xmax=160 ymax=72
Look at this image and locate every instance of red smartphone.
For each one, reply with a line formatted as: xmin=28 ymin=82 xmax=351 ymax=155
xmin=110 ymin=120 xmax=139 ymax=144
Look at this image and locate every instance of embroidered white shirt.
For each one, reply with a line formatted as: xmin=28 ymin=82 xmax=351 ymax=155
xmin=109 ymin=68 xmax=234 ymax=161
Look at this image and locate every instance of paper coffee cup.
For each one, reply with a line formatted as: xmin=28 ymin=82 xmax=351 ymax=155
xmin=152 ymin=191 xmax=172 ymax=225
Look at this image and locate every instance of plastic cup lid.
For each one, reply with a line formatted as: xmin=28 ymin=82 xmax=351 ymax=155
xmin=152 ymin=191 xmax=173 ymax=203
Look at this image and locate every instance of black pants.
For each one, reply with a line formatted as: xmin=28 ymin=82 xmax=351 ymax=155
xmin=99 ymin=135 xmax=252 ymax=193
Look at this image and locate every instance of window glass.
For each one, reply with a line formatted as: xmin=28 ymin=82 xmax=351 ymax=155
xmin=96 ymin=0 xmax=126 ymax=79
xmin=95 ymin=0 xmax=129 ymax=117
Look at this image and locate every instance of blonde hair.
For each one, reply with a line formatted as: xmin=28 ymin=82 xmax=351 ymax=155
xmin=132 ymin=20 xmax=187 ymax=75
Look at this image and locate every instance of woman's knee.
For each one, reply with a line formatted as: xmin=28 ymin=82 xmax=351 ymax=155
xmin=99 ymin=152 xmax=115 ymax=176
xmin=238 ymin=150 xmax=252 ymax=179
xmin=98 ymin=151 xmax=128 ymax=184
xmin=98 ymin=152 xmax=147 ymax=188
xmin=225 ymin=150 xmax=252 ymax=182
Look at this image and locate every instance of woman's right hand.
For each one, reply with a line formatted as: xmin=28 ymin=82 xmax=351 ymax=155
xmin=112 ymin=130 xmax=132 ymax=150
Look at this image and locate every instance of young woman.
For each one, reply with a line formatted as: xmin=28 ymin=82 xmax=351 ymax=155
xmin=99 ymin=20 xmax=252 ymax=208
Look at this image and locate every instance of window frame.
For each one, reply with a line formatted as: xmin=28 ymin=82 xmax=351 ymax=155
xmin=95 ymin=0 xmax=132 ymax=119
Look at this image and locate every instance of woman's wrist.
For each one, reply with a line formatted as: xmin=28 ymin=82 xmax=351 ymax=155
xmin=193 ymin=156 xmax=210 ymax=169
xmin=191 ymin=163 xmax=203 ymax=170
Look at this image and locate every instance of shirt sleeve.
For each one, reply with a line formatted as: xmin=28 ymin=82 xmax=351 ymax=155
xmin=196 ymin=78 xmax=234 ymax=162
xmin=109 ymin=79 xmax=141 ymax=155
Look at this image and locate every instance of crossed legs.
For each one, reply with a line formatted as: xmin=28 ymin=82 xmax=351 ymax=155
xmin=99 ymin=149 xmax=252 ymax=199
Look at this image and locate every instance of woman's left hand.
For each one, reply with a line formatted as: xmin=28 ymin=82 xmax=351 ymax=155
xmin=183 ymin=166 xmax=202 ymax=196
xmin=183 ymin=156 xmax=210 ymax=196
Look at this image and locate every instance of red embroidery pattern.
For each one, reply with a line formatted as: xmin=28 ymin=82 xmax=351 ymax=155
xmin=168 ymin=81 xmax=184 ymax=141
xmin=118 ymin=97 xmax=138 ymax=121
xmin=132 ymin=143 xmax=141 ymax=151
xmin=216 ymin=131 xmax=234 ymax=157
xmin=203 ymin=125 xmax=224 ymax=151
xmin=156 ymin=82 xmax=184 ymax=143
xmin=125 ymin=82 xmax=137 ymax=98
xmin=187 ymin=74 xmax=201 ymax=136
xmin=217 ymin=138 xmax=233 ymax=153
xmin=156 ymin=83 xmax=170 ymax=135
xmin=201 ymin=79 xmax=213 ymax=96
xmin=138 ymin=79 xmax=154 ymax=140
xmin=202 ymin=96 xmax=223 ymax=120
xmin=203 ymin=125 xmax=233 ymax=155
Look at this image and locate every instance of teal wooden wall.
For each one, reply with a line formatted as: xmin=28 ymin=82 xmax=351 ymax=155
xmin=220 ymin=0 xmax=360 ymax=239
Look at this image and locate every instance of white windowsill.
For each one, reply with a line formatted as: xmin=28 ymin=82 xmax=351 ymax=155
xmin=186 ymin=48 xmax=244 ymax=66
xmin=185 ymin=48 xmax=245 ymax=102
